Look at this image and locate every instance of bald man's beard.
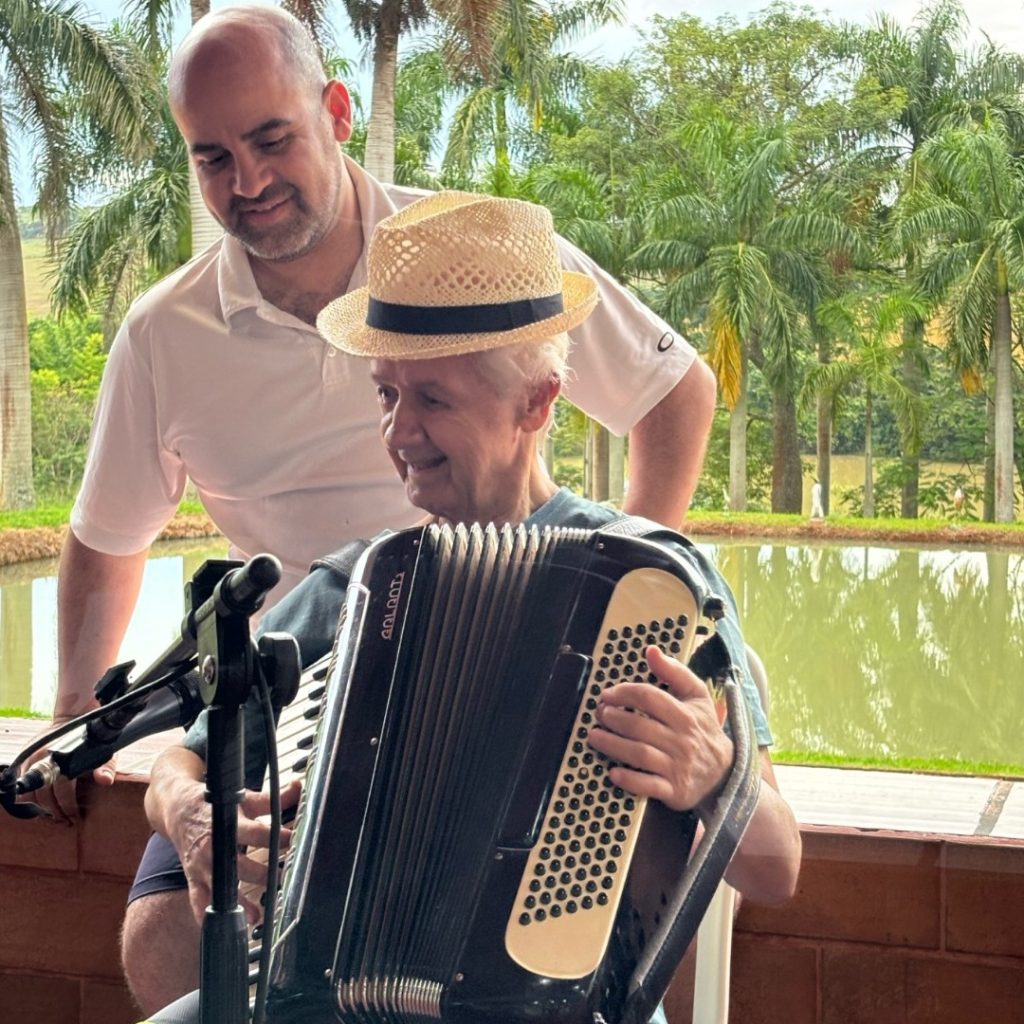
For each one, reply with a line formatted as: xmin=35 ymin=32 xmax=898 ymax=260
xmin=226 ymin=172 xmax=342 ymax=263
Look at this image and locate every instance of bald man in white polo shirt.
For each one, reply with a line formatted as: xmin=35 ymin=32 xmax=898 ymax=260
xmin=40 ymin=4 xmax=716 ymax=823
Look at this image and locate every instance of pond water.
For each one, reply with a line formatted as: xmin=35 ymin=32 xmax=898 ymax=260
xmin=1 ymin=537 xmax=1021 ymax=772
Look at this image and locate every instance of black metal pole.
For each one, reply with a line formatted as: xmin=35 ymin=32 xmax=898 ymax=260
xmin=201 ymin=701 xmax=250 ymax=1024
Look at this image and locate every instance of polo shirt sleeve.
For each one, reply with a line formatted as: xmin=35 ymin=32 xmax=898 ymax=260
xmin=70 ymin=317 xmax=187 ymax=555
xmin=558 ymin=236 xmax=696 ymax=436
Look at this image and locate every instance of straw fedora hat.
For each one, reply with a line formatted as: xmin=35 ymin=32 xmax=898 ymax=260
xmin=316 ymin=190 xmax=599 ymax=359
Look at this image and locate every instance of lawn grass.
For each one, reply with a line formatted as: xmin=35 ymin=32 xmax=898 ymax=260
xmin=0 ymin=498 xmax=208 ymax=531
xmin=685 ymin=508 xmax=1024 ymax=538
xmin=0 ymin=707 xmax=47 ymax=720
xmin=773 ymin=749 xmax=1024 ymax=780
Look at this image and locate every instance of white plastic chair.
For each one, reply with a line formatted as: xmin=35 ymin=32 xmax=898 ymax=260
xmin=691 ymin=645 xmax=770 ymax=1024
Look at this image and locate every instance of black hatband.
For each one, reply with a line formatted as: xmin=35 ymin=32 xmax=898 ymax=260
xmin=366 ymin=294 xmax=564 ymax=336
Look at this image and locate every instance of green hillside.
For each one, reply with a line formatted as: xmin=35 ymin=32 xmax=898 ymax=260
xmin=20 ymin=236 xmax=53 ymax=319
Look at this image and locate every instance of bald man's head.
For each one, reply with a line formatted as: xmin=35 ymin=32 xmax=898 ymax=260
xmin=168 ymin=5 xmax=326 ymax=119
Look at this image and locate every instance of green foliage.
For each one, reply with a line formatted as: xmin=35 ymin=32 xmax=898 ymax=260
xmin=550 ymin=397 xmax=586 ymax=460
xmin=917 ymin=470 xmax=982 ymax=519
xmin=838 ymin=460 xmax=907 ymax=517
xmin=28 ymin=315 xmax=106 ymax=500
xmin=552 ymin=461 xmax=584 ymax=493
xmin=29 ymin=314 xmax=105 ymax=389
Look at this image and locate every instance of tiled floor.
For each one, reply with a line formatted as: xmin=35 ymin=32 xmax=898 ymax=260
xmin=772 ymin=764 xmax=1021 ymax=839
xmin=3 ymin=717 xmax=1021 ymax=840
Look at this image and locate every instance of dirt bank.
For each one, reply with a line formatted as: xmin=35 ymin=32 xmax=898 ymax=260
xmin=683 ymin=517 xmax=1024 ymax=548
xmin=0 ymin=513 xmax=222 ymax=569
xmin=2 ymin=510 xmax=1021 ymax=570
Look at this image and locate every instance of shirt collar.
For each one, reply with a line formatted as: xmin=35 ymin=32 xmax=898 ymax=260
xmin=216 ymin=154 xmax=398 ymax=330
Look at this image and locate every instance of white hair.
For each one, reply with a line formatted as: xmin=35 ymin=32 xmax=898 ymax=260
xmin=470 ymin=332 xmax=571 ymax=396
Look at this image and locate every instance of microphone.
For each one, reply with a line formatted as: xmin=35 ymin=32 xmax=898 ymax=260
xmin=215 ymin=553 xmax=281 ymax=617
xmin=48 ymin=670 xmax=207 ymax=782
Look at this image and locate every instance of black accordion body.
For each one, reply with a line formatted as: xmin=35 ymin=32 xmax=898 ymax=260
xmin=262 ymin=522 xmax=759 ymax=1024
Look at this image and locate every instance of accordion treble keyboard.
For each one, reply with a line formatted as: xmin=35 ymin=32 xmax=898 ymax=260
xmin=246 ymin=652 xmax=333 ymax=967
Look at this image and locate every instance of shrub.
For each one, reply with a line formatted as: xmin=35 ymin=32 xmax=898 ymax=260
xmin=29 ymin=315 xmax=107 ymax=501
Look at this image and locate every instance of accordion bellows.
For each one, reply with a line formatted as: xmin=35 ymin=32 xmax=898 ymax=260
xmin=263 ymin=522 xmax=759 ymax=1024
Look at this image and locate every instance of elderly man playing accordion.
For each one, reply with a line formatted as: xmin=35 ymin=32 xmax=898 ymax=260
xmin=131 ymin=192 xmax=801 ymax=1021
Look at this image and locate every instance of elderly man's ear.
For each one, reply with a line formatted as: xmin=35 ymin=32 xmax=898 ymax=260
xmin=324 ymin=80 xmax=354 ymax=143
xmin=522 ymin=375 xmax=562 ymax=432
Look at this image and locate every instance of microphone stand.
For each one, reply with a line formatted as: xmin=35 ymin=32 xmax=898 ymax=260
xmin=182 ymin=554 xmax=285 ymax=1024
xmin=0 ymin=553 xmax=297 ymax=1024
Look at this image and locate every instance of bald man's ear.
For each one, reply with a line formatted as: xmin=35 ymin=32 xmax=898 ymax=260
xmin=522 ymin=375 xmax=562 ymax=433
xmin=325 ymin=80 xmax=353 ymax=142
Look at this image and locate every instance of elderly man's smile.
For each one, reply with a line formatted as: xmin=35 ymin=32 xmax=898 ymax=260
xmin=406 ymin=455 xmax=447 ymax=475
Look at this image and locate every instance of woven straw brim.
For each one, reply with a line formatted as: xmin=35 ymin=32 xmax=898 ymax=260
xmin=317 ymin=271 xmax=599 ymax=360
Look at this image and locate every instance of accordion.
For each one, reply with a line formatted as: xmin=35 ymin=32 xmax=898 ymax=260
xmin=261 ymin=521 xmax=760 ymax=1024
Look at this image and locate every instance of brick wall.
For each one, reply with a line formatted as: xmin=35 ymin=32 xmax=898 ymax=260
xmin=0 ymin=779 xmax=148 ymax=1022
xmin=2 ymin=781 xmax=1023 ymax=1023
xmin=703 ymin=828 xmax=1024 ymax=1024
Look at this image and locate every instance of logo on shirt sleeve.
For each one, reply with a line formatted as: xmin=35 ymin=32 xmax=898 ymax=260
xmin=657 ymin=331 xmax=676 ymax=352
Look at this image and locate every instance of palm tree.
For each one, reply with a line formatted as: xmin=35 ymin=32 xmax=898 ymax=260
xmin=802 ymin=290 xmax=926 ymax=518
xmin=340 ymin=0 xmax=500 ymax=183
xmin=346 ymin=49 xmax=449 ymax=189
xmin=531 ymin=162 xmax=646 ymax=504
xmin=860 ymin=0 xmax=1024 ymax=516
xmin=630 ymin=116 xmax=856 ymax=512
xmin=440 ymin=0 xmax=622 ymax=179
xmin=0 ymin=0 xmax=150 ymax=509
xmin=51 ymin=98 xmax=190 ymax=329
xmin=893 ymin=119 xmax=1024 ymax=523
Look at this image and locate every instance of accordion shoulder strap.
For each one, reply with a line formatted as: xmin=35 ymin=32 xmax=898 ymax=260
xmin=597 ymin=513 xmax=693 ymax=547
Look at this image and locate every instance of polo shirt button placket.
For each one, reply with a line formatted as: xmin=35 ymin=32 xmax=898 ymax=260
xmin=321 ymin=339 xmax=348 ymax=384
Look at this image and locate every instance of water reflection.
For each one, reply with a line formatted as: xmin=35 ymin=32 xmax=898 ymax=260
xmin=1 ymin=537 xmax=1021 ymax=769
xmin=705 ymin=540 xmax=1023 ymax=768
xmin=0 ymin=539 xmax=227 ymax=715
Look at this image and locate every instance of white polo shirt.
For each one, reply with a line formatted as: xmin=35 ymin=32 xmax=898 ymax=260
xmin=71 ymin=159 xmax=695 ymax=602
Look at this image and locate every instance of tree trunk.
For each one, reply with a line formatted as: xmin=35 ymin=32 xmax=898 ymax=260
xmin=770 ymin=384 xmax=802 ymax=513
xmin=816 ymin=393 xmax=831 ymax=515
xmin=590 ymin=420 xmax=609 ymax=503
xmin=494 ymin=90 xmax=510 ymax=170
xmin=900 ymin=317 xmax=924 ymax=518
xmin=189 ymin=163 xmax=222 ymax=256
xmin=0 ymin=115 xmax=35 ymax=510
xmin=863 ymin=390 xmax=874 ymax=518
xmin=728 ymin=349 xmax=748 ymax=511
xmin=814 ymin=320 xmax=832 ymax=515
xmin=983 ymin=396 xmax=995 ymax=522
xmin=185 ymin=0 xmax=220 ymax=255
xmin=608 ymin=432 xmax=625 ymax=505
xmin=991 ymin=271 xmax=1015 ymax=522
xmin=364 ymin=8 xmax=400 ymax=184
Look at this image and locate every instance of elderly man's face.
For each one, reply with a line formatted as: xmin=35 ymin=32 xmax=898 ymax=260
xmin=370 ymin=355 xmax=535 ymax=526
xmin=173 ymin=53 xmax=349 ymax=263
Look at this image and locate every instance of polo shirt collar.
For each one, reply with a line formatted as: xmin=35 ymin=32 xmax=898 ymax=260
xmin=216 ymin=155 xmax=399 ymax=329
